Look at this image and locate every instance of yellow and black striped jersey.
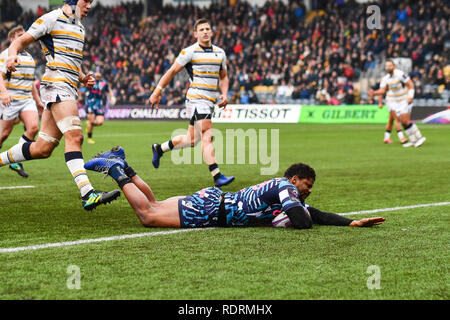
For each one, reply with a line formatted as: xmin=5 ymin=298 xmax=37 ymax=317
xmin=27 ymin=8 xmax=84 ymax=91
xmin=175 ymin=42 xmax=227 ymax=104
xmin=0 ymin=49 xmax=36 ymax=100
xmin=380 ymin=69 xmax=411 ymax=102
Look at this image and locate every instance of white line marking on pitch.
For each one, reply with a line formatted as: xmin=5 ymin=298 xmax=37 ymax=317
xmin=0 ymin=185 xmax=35 ymax=190
xmin=1 ymin=201 xmax=449 ymax=253
xmin=0 ymin=228 xmax=214 ymax=253
xmin=339 ymin=201 xmax=450 ymax=216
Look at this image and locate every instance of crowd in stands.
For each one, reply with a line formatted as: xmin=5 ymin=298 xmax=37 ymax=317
xmin=0 ymin=0 xmax=449 ymax=106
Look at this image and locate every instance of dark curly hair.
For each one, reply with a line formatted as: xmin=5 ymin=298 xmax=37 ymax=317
xmin=283 ymin=163 xmax=316 ymax=181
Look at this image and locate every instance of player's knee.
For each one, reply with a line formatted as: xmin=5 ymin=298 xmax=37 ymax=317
xmin=64 ymin=130 xmax=84 ymax=146
xmin=140 ymin=213 xmax=157 ymax=227
xmin=190 ymin=137 xmax=200 ymax=147
xmin=0 ymin=130 xmax=10 ymax=142
xmin=26 ymin=124 xmax=39 ymax=137
xmin=35 ymin=142 xmax=55 ymax=159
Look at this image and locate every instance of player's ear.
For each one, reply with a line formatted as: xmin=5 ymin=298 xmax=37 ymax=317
xmin=288 ymin=175 xmax=296 ymax=185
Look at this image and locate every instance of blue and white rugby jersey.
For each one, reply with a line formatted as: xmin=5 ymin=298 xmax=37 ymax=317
xmin=222 ymin=178 xmax=306 ymax=226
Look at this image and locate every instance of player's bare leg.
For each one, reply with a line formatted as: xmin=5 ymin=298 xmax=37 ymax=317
xmin=29 ymin=108 xmax=62 ymax=158
xmin=152 ymin=119 xmax=234 ymax=186
xmin=0 ymin=119 xmax=15 ymax=146
xmin=130 ymin=174 xmax=158 ymax=204
xmin=383 ymin=111 xmax=394 ymax=144
xmin=19 ymin=110 xmax=39 ymax=142
xmin=393 ymin=112 xmax=407 ymax=144
xmin=122 ymin=182 xmax=181 ymax=227
xmin=0 ymin=109 xmax=60 ymax=167
xmin=0 ymin=118 xmax=30 ymax=177
xmin=86 ymin=114 xmax=104 ymax=144
xmin=85 ymin=156 xmax=181 ymax=227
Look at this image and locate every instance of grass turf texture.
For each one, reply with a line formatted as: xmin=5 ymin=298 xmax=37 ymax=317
xmin=0 ymin=121 xmax=449 ymax=300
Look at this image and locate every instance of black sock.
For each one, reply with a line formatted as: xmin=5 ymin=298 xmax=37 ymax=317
xmin=21 ymin=134 xmax=33 ymax=143
xmin=403 ymin=123 xmax=413 ymax=130
xmin=22 ymin=142 xmax=33 ymax=160
xmin=209 ymin=163 xmax=221 ymax=181
xmin=88 ymin=132 xmax=92 ymax=138
xmin=82 ymin=189 xmax=94 ymax=200
xmin=109 ymin=164 xmax=132 ymax=189
xmin=124 ymin=164 xmax=137 ymax=178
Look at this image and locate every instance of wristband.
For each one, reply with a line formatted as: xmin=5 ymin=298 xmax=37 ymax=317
xmin=157 ymin=85 xmax=164 ymax=92
xmin=408 ymin=89 xmax=414 ymax=99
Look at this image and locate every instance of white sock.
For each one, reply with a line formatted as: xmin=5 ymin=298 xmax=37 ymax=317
xmin=397 ymin=130 xmax=405 ymax=140
xmin=65 ymin=154 xmax=93 ymax=197
xmin=411 ymin=124 xmax=423 ymax=140
xmin=384 ymin=131 xmax=391 ymax=140
xmin=161 ymin=140 xmax=174 ymax=152
xmin=404 ymin=125 xmax=416 ymax=142
xmin=0 ymin=143 xmax=27 ymax=166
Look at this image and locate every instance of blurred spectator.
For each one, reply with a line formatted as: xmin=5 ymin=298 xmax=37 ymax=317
xmin=0 ymin=0 xmax=23 ymax=22
xmin=0 ymin=0 xmax=448 ymax=105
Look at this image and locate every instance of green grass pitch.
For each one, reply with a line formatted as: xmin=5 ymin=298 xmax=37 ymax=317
xmin=0 ymin=121 xmax=449 ymax=300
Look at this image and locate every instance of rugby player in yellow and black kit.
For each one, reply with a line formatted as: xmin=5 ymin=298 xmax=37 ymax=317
xmin=0 ymin=0 xmax=120 ymax=211
xmin=148 ymin=18 xmax=234 ymax=188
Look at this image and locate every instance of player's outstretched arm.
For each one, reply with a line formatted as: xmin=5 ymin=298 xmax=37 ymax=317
xmin=147 ymin=62 xmax=184 ymax=109
xmin=285 ymin=206 xmax=313 ymax=229
xmin=349 ymin=217 xmax=386 ymax=227
xmin=79 ymin=71 xmax=95 ymax=89
xmin=307 ymin=206 xmax=354 ymax=226
xmin=0 ymin=72 xmax=11 ymax=107
xmin=217 ymin=69 xmax=229 ymax=108
xmin=6 ymin=32 xmax=35 ymax=72
xmin=308 ymin=207 xmax=385 ymax=227
xmin=405 ymin=79 xmax=414 ymax=104
xmin=32 ymin=80 xmax=44 ymax=111
xmin=377 ymin=94 xmax=383 ymax=108
xmin=368 ymin=86 xmax=387 ymax=98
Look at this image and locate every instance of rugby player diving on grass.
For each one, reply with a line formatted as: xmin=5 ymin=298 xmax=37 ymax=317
xmin=84 ymin=147 xmax=386 ymax=229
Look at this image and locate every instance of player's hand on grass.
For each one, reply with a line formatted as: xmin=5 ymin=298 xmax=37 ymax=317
xmin=81 ymin=72 xmax=95 ymax=89
xmin=350 ymin=217 xmax=386 ymax=227
xmin=1 ymin=90 xmax=11 ymax=107
xmin=217 ymin=94 xmax=228 ymax=108
xmin=378 ymin=103 xmax=383 ymax=109
xmin=147 ymin=92 xmax=161 ymax=110
xmin=6 ymin=54 xmax=19 ymax=72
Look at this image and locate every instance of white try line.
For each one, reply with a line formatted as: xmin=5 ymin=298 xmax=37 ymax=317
xmin=0 ymin=228 xmax=214 ymax=253
xmin=338 ymin=201 xmax=450 ymax=216
xmin=1 ymin=201 xmax=449 ymax=254
xmin=0 ymin=185 xmax=35 ymax=190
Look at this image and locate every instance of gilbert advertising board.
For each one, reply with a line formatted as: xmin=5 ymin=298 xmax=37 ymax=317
xmin=299 ymin=105 xmax=389 ymax=124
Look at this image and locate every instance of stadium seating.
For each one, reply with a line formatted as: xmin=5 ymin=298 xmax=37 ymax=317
xmin=0 ymin=0 xmax=448 ymax=106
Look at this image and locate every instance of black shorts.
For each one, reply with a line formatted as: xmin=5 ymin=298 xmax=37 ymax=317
xmin=189 ymin=109 xmax=212 ymax=126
